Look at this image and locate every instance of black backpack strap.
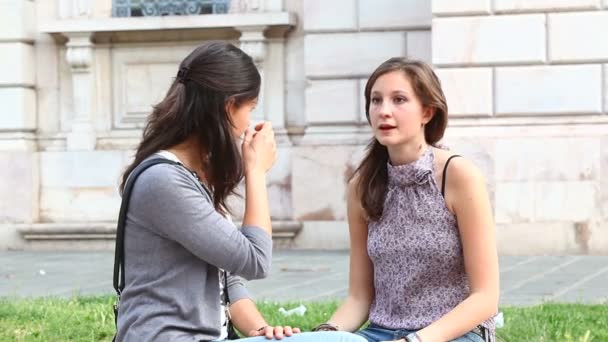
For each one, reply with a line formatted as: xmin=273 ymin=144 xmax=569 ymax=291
xmin=441 ymin=155 xmax=461 ymax=197
xmin=112 ymin=158 xmax=180 ymax=326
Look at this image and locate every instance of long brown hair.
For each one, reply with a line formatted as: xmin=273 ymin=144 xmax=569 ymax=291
xmin=120 ymin=41 xmax=260 ymax=215
xmin=354 ymin=57 xmax=448 ymax=221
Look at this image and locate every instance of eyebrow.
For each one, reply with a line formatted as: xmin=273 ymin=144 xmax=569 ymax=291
xmin=371 ymin=90 xmax=411 ymax=96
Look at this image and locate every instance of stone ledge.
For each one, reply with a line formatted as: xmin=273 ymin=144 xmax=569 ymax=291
xmin=432 ymin=0 xmax=491 ymax=17
xmin=16 ymin=220 xmax=302 ymax=242
xmin=40 ymin=12 xmax=296 ymax=39
xmin=494 ymin=0 xmax=602 ymax=14
xmin=18 ymin=222 xmax=116 ymax=241
xmin=0 ymin=131 xmax=37 ymax=151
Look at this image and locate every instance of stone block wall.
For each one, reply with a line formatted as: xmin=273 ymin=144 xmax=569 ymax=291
xmin=432 ymin=0 xmax=608 ymax=254
xmin=1 ymin=0 xmax=606 ymax=254
xmin=288 ymin=0 xmax=432 ymax=248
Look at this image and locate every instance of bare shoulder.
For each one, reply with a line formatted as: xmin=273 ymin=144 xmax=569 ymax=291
xmin=432 ymin=148 xmax=481 ymax=183
xmin=446 ymin=159 xmax=488 ymax=219
xmin=346 ymin=173 xmax=368 ymax=221
xmin=446 ymin=156 xmax=485 ymax=188
xmin=346 ymin=173 xmax=362 ymax=202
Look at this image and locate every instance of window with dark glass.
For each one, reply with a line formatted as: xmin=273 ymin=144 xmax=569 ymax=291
xmin=112 ymin=0 xmax=231 ymax=17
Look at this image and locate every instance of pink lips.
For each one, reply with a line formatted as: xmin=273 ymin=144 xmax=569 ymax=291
xmin=378 ymin=124 xmax=396 ymax=131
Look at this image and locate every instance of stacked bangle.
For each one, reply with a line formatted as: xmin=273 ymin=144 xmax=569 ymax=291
xmin=403 ymin=332 xmax=422 ymax=342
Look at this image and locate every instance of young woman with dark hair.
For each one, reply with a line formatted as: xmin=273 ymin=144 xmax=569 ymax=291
xmin=115 ymin=41 xmax=366 ymax=342
xmin=313 ymin=58 xmax=500 ymax=342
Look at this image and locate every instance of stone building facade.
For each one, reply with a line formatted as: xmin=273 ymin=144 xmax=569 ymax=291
xmin=1 ymin=0 xmax=607 ymax=254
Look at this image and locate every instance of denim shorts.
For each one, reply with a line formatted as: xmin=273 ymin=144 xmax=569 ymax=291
xmin=355 ymin=323 xmax=488 ymax=342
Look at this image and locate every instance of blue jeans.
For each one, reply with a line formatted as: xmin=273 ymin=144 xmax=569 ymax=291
xmin=235 ymin=331 xmax=367 ymax=342
xmin=355 ymin=324 xmax=485 ymax=342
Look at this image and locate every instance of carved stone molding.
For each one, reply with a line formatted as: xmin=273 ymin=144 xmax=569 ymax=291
xmin=238 ymin=26 xmax=267 ymax=64
xmin=65 ymin=32 xmax=96 ymax=150
xmin=66 ymin=33 xmax=92 ymax=72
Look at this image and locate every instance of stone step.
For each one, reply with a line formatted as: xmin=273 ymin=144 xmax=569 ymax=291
xmin=15 ymin=220 xmax=303 ymax=251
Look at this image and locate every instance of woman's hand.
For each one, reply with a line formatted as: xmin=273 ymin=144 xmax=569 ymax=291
xmin=242 ymin=122 xmax=277 ymax=175
xmin=247 ymin=325 xmax=302 ymax=340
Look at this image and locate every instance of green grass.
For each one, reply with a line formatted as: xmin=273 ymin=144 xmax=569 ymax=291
xmin=0 ymin=296 xmax=606 ymax=341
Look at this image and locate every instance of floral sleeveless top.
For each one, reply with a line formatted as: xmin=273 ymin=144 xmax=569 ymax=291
xmin=367 ymin=148 xmax=495 ymax=337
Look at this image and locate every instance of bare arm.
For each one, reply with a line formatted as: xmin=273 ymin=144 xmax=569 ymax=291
xmin=230 ymin=298 xmax=267 ymax=336
xmin=242 ymin=170 xmax=271 ymax=234
xmin=325 ymin=178 xmax=375 ymax=332
xmin=241 ymin=122 xmax=276 ymax=235
xmin=415 ymin=158 xmax=500 ymax=342
xmin=227 ymin=274 xmax=301 ymax=340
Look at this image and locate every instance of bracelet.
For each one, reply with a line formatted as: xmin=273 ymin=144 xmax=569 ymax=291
xmin=403 ymin=332 xmax=422 ymax=342
xmin=312 ymin=323 xmax=339 ymax=332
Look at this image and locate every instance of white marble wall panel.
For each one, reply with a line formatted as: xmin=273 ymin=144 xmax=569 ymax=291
xmin=549 ymin=12 xmax=608 ymax=62
xmin=406 ymin=31 xmax=432 ymax=63
xmin=495 ymin=138 xmax=600 ymax=182
xmin=305 ymin=80 xmax=359 ymax=124
xmin=292 ymin=145 xmax=358 ymax=221
xmin=496 ymin=223 xmax=580 ymax=254
xmin=432 ymin=0 xmax=491 ymax=16
xmin=495 ymin=182 xmax=536 ymax=224
xmin=600 ymin=137 xmax=608 ymax=219
xmin=435 ymin=68 xmax=493 ymax=116
xmin=40 ymin=187 xmax=121 ymax=222
xmin=111 ymin=45 xmax=197 ymax=129
xmin=0 ymin=152 xmax=39 ymax=223
xmin=0 ymin=88 xmax=36 ymax=130
xmin=303 ymin=0 xmax=357 ymax=31
xmin=495 ymin=180 xmax=597 ymax=223
xmin=359 ymin=0 xmax=431 ymax=30
xmin=534 ymin=181 xmax=597 ymax=222
xmin=433 ymin=15 xmax=546 ymax=66
xmin=495 ymin=65 xmax=602 ymax=114
xmin=305 ymin=32 xmax=406 ymax=78
xmin=0 ymin=43 xmax=36 ymax=86
xmin=0 ymin=0 xmax=35 ymax=41
xmin=40 ymin=151 xmax=125 ymax=188
xmin=604 ymin=64 xmax=608 ymax=113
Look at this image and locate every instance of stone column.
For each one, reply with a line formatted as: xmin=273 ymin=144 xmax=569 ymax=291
xmin=65 ymin=32 xmax=96 ymax=150
xmin=237 ymin=25 xmax=295 ymax=232
xmin=0 ymin=0 xmax=39 ymax=249
xmin=238 ymin=26 xmax=268 ymax=125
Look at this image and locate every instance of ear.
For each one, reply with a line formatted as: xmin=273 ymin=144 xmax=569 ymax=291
xmin=225 ymin=98 xmax=236 ymax=117
xmin=422 ymin=106 xmax=435 ymax=124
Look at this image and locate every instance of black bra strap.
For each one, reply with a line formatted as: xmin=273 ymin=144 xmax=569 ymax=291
xmin=441 ymin=155 xmax=461 ymax=197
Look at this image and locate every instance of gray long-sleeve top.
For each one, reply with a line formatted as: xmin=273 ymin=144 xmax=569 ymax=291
xmin=116 ymin=156 xmax=272 ymax=341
